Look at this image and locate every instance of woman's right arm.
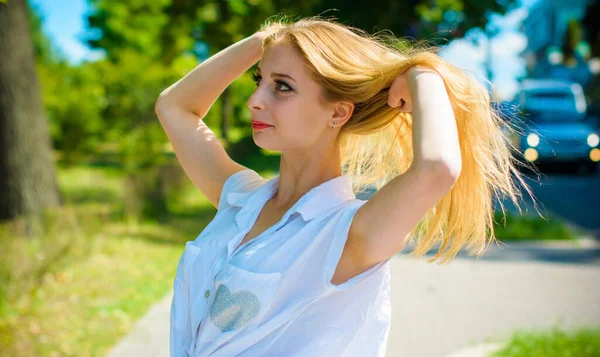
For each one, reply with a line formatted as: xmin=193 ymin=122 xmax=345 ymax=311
xmin=155 ymin=32 xmax=265 ymax=210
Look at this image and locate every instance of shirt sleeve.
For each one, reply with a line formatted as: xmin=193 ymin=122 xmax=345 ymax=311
xmin=217 ymin=168 xmax=265 ymax=211
xmin=323 ymin=200 xmax=391 ymax=291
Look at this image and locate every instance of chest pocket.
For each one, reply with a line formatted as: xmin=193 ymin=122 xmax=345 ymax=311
xmin=195 ymin=261 xmax=281 ymax=357
xmin=172 ymin=242 xmax=221 ymax=349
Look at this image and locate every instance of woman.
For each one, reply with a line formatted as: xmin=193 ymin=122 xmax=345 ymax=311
xmin=155 ymin=16 xmax=535 ymax=357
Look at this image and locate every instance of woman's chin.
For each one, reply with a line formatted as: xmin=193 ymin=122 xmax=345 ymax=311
xmin=252 ymin=138 xmax=277 ymax=152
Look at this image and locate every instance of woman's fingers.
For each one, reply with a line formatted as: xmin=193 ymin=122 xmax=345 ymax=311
xmin=387 ymin=77 xmax=404 ymax=107
xmin=388 ymin=75 xmax=412 ymax=112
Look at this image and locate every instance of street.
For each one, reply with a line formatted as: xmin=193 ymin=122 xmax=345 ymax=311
xmin=496 ymin=166 xmax=600 ymax=237
xmin=384 ymin=255 xmax=600 ymax=357
xmin=359 ymin=166 xmax=600 ymax=239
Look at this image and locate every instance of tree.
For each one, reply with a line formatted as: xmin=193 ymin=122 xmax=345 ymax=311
xmin=307 ymin=0 xmax=517 ymax=42
xmin=0 ymin=0 xmax=61 ymax=222
xmin=83 ymin=0 xmax=518 ymax=150
xmin=582 ymin=0 xmax=600 ymax=119
xmin=83 ymin=0 xmax=286 ymax=145
xmin=563 ymin=19 xmax=584 ymax=66
xmin=27 ymin=0 xmax=60 ymax=64
xmin=582 ymin=0 xmax=600 ymax=58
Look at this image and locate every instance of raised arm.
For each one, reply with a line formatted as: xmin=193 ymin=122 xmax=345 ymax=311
xmin=347 ymin=67 xmax=462 ymax=269
xmin=155 ymin=32 xmax=266 ymax=209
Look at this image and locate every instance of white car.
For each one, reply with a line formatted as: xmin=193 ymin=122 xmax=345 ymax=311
xmin=510 ymin=79 xmax=600 ymax=174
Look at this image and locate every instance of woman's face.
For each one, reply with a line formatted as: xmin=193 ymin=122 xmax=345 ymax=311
xmin=247 ymin=41 xmax=343 ymax=152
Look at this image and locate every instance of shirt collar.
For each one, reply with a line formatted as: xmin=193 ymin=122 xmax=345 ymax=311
xmin=227 ymin=173 xmax=356 ymax=229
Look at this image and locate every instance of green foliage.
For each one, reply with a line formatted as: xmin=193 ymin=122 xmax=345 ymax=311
xmin=493 ymin=211 xmax=577 ymax=242
xmin=82 ymin=0 xmax=212 ymax=220
xmin=308 ymin=0 xmax=516 ymax=42
xmin=583 ymin=0 xmax=600 ymax=58
xmin=418 ymin=0 xmax=517 ymax=38
xmin=491 ymin=325 xmax=600 ymax=357
xmin=92 ymin=50 xmax=196 ymax=132
xmin=36 ymin=47 xmax=199 ymax=173
xmin=27 ymin=2 xmax=106 ymax=165
xmin=563 ymin=19 xmax=584 ymax=65
xmin=38 ymin=61 xmax=107 ymax=165
xmin=85 ymin=0 xmax=172 ymax=61
xmin=32 ymin=0 xmax=520 ymax=221
xmin=195 ymin=0 xmax=283 ymax=51
xmin=94 ymin=51 xmax=197 ymax=220
xmin=27 ymin=1 xmax=61 ymax=64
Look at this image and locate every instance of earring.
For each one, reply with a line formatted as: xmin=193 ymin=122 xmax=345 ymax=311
xmin=332 ymin=121 xmax=337 ymax=129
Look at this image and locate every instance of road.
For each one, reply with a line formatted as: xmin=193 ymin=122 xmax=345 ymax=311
xmin=357 ymin=167 xmax=600 ymax=238
xmin=510 ymin=167 xmax=600 ymax=237
xmin=384 ymin=254 xmax=600 ymax=357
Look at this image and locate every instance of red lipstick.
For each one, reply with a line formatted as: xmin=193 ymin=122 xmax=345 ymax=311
xmin=251 ymin=120 xmax=273 ymax=130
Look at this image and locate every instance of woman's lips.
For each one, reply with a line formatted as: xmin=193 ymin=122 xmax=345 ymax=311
xmin=251 ymin=121 xmax=273 ymax=130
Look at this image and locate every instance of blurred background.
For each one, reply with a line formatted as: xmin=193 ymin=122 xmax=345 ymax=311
xmin=0 ymin=0 xmax=599 ymax=356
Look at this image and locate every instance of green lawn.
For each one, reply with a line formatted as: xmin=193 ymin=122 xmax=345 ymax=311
xmin=493 ymin=210 xmax=580 ymax=242
xmin=490 ymin=325 xmax=600 ymax=357
xmin=0 ymin=162 xmax=217 ymax=357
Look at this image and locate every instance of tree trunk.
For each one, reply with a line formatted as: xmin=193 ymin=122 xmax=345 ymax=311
xmin=0 ymin=0 xmax=61 ymax=223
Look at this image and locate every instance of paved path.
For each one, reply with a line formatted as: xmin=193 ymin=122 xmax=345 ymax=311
xmin=106 ymin=240 xmax=600 ymax=357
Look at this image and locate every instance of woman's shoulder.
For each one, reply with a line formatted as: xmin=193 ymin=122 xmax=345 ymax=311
xmin=218 ymin=169 xmax=268 ymax=211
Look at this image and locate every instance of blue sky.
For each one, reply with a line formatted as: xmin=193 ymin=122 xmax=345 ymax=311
xmin=30 ymin=0 xmax=539 ymax=101
xmin=30 ymin=0 xmax=103 ymax=62
xmin=439 ymin=6 xmax=531 ymax=100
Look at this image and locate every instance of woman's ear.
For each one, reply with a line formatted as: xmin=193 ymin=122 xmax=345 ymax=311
xmin=332 ymin=100 xmax=354 ymax=126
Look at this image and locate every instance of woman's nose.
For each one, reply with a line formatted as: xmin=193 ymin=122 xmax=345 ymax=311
xmin=247 ymin=88 xmax=265 ymax=111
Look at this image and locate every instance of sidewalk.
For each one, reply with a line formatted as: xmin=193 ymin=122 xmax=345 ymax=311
xmin=386 ymin=256 xmax=599 ymax=357
xmin=106 ymin=238 xmax=600 ymax=357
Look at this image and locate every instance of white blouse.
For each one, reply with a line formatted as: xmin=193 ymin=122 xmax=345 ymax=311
xmin=170 ymin=169 xmax=392 ymax=357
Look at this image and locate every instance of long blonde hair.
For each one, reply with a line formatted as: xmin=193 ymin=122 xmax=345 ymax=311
xmin=258 ymin=16 xmax=541 ymax=264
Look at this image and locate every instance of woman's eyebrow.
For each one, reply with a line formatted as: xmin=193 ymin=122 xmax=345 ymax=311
xmin=257 ymin=66 xmax=297 ymax=83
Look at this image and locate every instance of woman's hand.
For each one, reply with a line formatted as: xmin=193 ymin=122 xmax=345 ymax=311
xmin=387 ymin=70 xmax=412 ymax=113
xmin=387 ymin=65 xmax=441 ymax=113
xmin=253 ymin=31 xmax=268 ymax=42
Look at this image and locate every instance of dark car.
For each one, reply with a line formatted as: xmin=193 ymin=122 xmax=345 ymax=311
xmin=507 ymin=79 xmax=600 ymax=174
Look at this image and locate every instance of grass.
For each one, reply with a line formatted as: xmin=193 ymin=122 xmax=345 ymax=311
xmin=0 ymin=162 xmax=217 ymax=357
xmin=493 ymin=210 xmax=580 ymax=242
xmin=0 ymin=158 xmax=585 ymax=357
xmin=2 ymin=230 xmax=183 ymax=356
xmin=490 ymin=325 xmax=600 ymax=357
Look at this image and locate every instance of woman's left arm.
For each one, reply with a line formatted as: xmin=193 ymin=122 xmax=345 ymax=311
xmin=406 ymin=66 xmax=462 ymax=173
xmin=346 ymin=67 xmax=462 ymax=268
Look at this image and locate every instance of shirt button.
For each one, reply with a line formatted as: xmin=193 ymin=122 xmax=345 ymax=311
xmin=205 ymin=289 xmax=210 ymax=298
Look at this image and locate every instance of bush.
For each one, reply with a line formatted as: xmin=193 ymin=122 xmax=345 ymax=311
xmin=493 ymin=210 xmax=578 ymax=242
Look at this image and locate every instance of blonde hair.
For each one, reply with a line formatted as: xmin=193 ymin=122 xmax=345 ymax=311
xmin=258 ymin=16 xmax=541 ymax=264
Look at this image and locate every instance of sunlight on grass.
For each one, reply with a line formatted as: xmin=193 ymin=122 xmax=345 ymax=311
xmin=0 ymin=163 xmax=217 ymax=357
xmin=3 ymin=225 xmax=185 ymax=357
xmin=490 ymin=325 xmax=600 ymax=357
xmin=493 ymin=210 xmax=579 ymax=242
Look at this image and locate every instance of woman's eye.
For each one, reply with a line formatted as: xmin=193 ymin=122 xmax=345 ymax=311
xmin=275 ymin=80 xmax=292 ymax=92
xmin=252 ymin=73 xmax=261 ymax=86
xmin=251 ymin=73 xmax=292 ymax=92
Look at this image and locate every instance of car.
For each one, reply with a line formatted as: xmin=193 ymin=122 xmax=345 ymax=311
xmin=507 ymin=79 xmax=600 ymax=174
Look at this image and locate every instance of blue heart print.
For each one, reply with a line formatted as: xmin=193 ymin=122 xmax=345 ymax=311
xmin=210 ymin=284 xmax=261 ymax=332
